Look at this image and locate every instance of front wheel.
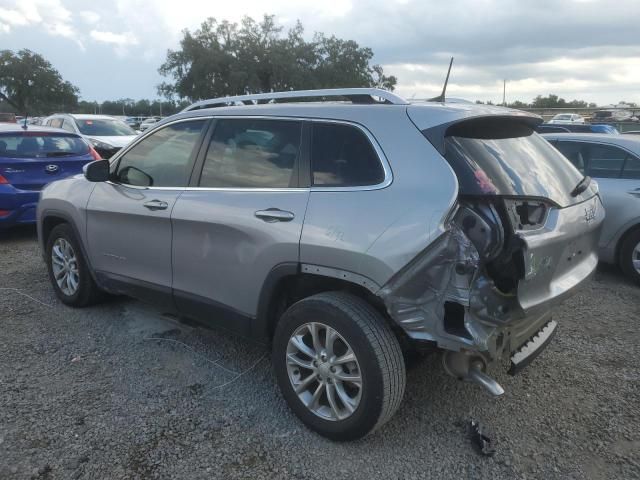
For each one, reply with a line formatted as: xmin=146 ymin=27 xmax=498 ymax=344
xmin=619 ymin=229 xmax=640 ymax=285
xmin=272 ymin=292 xmax=406 ymax=441
xmin=46 ymin=223 xmax=103 ymax=307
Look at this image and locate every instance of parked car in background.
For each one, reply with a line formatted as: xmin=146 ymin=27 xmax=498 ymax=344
xmin=42 ymin=114 xmax=138 ymax=159
xmin=536 ymin=123 xmax=619 ymax=134
xmin=543 ymin=133 xmax=640 ymax=284
xmin=591 ymin=109 xmax=639 ymax=123
xmin=0 ymin=124 xmax=99 ymax=228
xmin=139 ymin=117 xmax=160 ymax=132
xmin=0 ymin=113 xmax=17 ymax=123
xmin=38 ymin=88 xmax=604 ymax=440
xmin=548 ymin=113 xmax=585 ymax=124
xmin=125 ymin=116 xmax=147 ymax=130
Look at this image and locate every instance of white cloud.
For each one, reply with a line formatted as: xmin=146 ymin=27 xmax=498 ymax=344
xmin=90 ymin=29 xmax=139 ymax=46
xmin=79 ymin=10 xmax=100 ymax=24
xmin=0 ymin=0 xmax=75 ymax=40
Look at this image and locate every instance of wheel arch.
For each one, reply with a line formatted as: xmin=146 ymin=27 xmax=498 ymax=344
xmin=616 ymin=222 xmax=640 ymax=265
xmin=253 ymin=264 xmax=398 ymax=343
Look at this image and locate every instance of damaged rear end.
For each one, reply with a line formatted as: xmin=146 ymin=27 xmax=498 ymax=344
xmin=380 ymin=111 xmax=604 ymax=393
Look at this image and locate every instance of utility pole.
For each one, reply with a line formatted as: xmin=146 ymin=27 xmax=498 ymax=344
xmin=502 ymin=79 xmax=506 ymax=106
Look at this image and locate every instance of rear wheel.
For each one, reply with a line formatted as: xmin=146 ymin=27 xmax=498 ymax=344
xmin=272 ymin=292 xmax=405 ymax=440
xmin=619 ymin=229 xmax=640 ymax=285
xmin=46 ymin=223 xmax=102 ymax=306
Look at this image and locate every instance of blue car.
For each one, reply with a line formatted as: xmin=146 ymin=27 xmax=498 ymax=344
xmin=0 ymin=124 xmax=99 ymax=228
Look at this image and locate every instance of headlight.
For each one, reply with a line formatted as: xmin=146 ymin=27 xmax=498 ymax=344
xmin=89 ymin=139 xmax=114 ymax=150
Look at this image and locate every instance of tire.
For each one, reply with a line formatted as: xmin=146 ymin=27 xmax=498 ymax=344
xmin=272 ymin=291 xmax=406 ymax=440
xmin=46 ymin=223 xmax=102 ymax=307
xmin=619 ymin=228 xmax=640 ymax=285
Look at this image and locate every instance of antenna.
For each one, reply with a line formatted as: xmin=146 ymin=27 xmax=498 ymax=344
xmin=428 ymin=57 xmax=454 ymax=103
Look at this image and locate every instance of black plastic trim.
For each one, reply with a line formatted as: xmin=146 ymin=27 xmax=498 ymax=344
xmin=94 ymin=270 xmax=176 ymax=310
xmin=173 ymin=289 xmax=254 ymax=338
xmin=253 ymin=262 xmax=300 ymax=340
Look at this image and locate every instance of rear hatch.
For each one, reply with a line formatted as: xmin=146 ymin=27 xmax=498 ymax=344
xmin=411 ymin=110 xmax=604 ymax=316
xmin=0 ymin=131 xmax=93 ymax=190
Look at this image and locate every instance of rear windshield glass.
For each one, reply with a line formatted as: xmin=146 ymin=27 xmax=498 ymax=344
xmin=0 ymin=133 xmax=89 ymax=158
xmin=76 ymin=119 xmax=136 ymax=136
xmin=440 ymin=119 xmax=584 ymax=207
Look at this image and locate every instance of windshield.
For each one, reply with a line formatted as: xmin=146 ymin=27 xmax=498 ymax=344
xmin=0 ymin=132 xmax=89 ymax=158
xmin=440 ymin=119 xmax=587 ymax=207
xmin=76 ymin=119 xmax=136 ymax=136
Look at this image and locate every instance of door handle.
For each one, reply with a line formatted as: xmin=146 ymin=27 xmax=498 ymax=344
xmin=254 ymin=208 xmax=295 ymax=222
xmin=143 ymin=199 xmax=169 ymax=211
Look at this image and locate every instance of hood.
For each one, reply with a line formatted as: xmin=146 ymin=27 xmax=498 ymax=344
xmin=87 ymin=135 xmax=137 ymax=148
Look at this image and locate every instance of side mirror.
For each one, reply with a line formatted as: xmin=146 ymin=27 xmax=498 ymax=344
xmin=83 ymin=159 xmax=110 ymax=182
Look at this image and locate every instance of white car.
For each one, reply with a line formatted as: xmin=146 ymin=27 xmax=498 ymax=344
xmin=139 ymin=117 xmax=160 ymax=132
xmin=42 ymin=114 xmax=138 ymax=159
xmin=548 ymin=114 xmax=585 ymax=125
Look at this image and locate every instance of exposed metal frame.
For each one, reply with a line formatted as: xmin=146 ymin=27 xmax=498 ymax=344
xmin=182 ymin=88 xmax=409 ymax=112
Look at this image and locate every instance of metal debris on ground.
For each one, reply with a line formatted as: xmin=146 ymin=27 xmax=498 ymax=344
xmin=469 ymin=419 xmax=496 ymax=456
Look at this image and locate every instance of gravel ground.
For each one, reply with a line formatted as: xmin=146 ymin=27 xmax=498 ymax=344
xmin=1 ymin=226 xmax=639 ymax=480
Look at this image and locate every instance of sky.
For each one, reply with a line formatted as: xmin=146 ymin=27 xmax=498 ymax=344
xmin=0 ymin=0 xmax=639 ymax=105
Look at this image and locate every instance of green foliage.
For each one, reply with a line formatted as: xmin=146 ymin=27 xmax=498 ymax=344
xmin=530 ymin=94 xmax=597 ymax=109
xmin=0 ymin=49 xmax=79 ymax=114
xmin=158 ymin=15 xmax=396 ymax=101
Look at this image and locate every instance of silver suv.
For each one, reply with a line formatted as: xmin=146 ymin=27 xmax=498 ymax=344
xmin=37 ymin=88 xmax=604 ymax=440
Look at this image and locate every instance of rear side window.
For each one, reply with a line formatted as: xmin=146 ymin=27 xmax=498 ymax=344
xmin=311 ymin=123 xmax=384 ymax=187
xmin=555 ymin=141 xmax=639 ymax=179
xmin=48 ymin=118 xmax=63 ymax=128
xmin=199 ymin=119 xmax=302 ymax=188
xmin=0 ymin=133 xmax=89 ymax=158
xmin=114 ymin=120 xmax=206 ymax=187
xmin=440 ymin=119 xmax=584 ymax=207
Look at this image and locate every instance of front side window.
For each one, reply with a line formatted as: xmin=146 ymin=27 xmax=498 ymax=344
xmin=199 ymin=119 xmax=302 ymax=188
xmin=48 ymin=118 xmax=63 ymax=129
xmin=622 ymin=153 xmax=640 ymax=179
xmin=114 ymin=120 xmax=206 ymax=187
xmin=311 ymin=123 xmax=384 ymax=187
xmin=62 ymin=119 xmax=76 ymax=133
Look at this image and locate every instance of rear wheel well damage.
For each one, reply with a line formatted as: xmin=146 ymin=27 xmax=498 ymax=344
xmin=260 ymin=271 xmax=413 ymax=350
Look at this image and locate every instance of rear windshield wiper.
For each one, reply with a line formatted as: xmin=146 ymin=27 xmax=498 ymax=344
xmin=571 ymin=175 xmax=591 ymax=197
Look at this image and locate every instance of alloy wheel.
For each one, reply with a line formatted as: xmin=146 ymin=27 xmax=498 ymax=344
xmin=286 ymin=322 xmax=362 ymax=421
xmin=51 ymin=238 xmax=80 ymax=296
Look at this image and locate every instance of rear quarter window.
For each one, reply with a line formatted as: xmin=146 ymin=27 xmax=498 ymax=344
xmin=311 ymin=123 xmax=384 ymax=187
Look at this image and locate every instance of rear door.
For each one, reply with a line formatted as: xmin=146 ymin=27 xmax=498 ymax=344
xmin=85 ymin=119 xmax=208 ymax=306
xmin=171 ymin=118 xmax=309 ymax=335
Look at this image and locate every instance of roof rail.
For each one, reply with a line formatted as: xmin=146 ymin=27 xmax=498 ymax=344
xmin=182 ymin=88 xmax=408 ymax=112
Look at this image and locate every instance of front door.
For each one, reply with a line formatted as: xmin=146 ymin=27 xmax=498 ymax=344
xmin=171 ymin=118 xmax=309 ymax=335
xmin=85 ymin=119 xmax=208 ymax=305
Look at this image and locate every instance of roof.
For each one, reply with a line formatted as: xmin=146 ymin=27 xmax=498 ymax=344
xmin=0 ymin=124 xmax=77 ymax=135
xmin=541 ymin=132 xmax=640 ymax=152
xmin=46 ymin=113 xmax=119 ymax=121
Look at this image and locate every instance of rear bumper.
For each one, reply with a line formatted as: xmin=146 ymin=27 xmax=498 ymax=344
xmin=0 ymin=185 xmax=39 ymax=227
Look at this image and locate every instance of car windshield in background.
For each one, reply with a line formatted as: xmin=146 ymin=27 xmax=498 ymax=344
xmin=76 ymin=119 xmax=136 ymax=136
xmin=555 ymin=114 xmax=572 ymax=120
xmin=441 ymin=119 xmax=585 ymax=207
xmin=0 ymin=133 xmax=89 ymax=158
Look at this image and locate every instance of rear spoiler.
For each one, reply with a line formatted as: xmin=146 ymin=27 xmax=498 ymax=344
xmin=421 ymin=114 xmax=543 ymax=156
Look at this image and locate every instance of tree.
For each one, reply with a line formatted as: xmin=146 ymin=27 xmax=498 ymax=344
xmin=158 ymin=15 xmax=396 ymax=101
xmin=530 ymin=94 xmax=594 ymax=109
xmin=0 ymin=49 xmax=79 ymax=115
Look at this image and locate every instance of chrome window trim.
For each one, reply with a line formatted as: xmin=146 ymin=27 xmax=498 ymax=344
xmin=106 ymin=114 xmax=392 ymax=192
